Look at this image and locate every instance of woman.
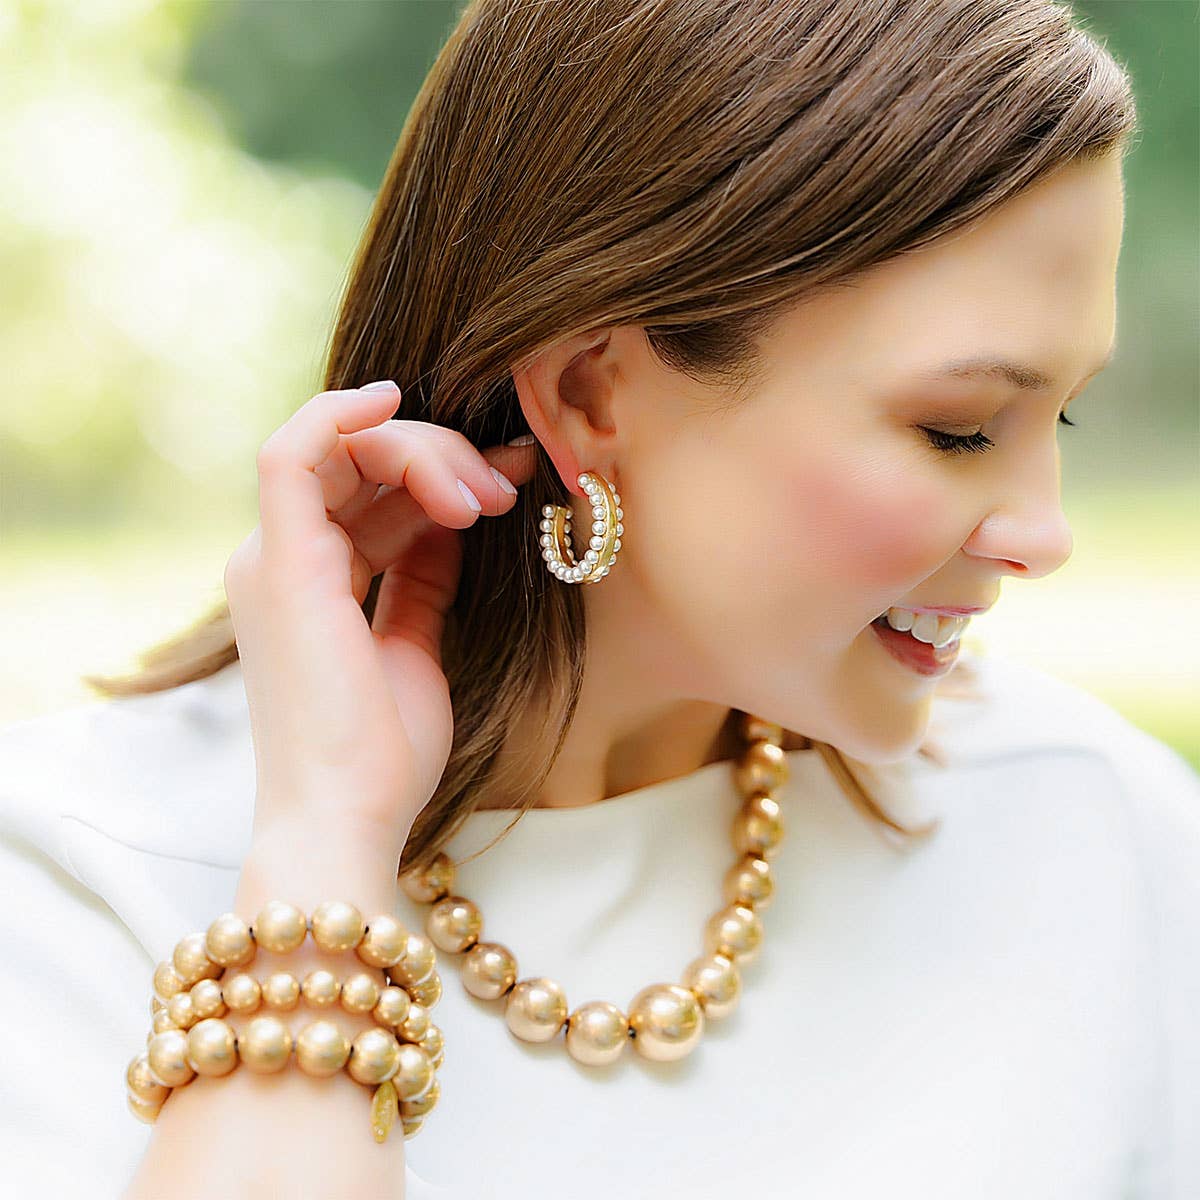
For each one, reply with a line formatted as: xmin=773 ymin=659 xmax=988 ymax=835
xmin=1 ymin=1 xmax=1196 ymax=1196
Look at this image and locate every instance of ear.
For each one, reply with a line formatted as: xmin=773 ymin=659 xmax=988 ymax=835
xmin=510 ymin=327 xmax=632 ymax=498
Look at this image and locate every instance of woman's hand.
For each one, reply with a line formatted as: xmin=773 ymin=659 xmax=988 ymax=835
xmin=222 ymin=381 xmax=537 ymax=873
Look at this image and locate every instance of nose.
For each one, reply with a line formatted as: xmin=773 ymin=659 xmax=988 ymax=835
xmin=964 ymin=443 xmax=1075 ymax=580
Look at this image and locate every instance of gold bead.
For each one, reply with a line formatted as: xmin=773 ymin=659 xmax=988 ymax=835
xmin=397 ymin=1001 xmax=431 ymax=1043
xmin=740 ymin=714 xmax=784 ymax=745
xmin=341 ymin=972 xmax=383 ymax=1015
xmin=681 ymin=953 xmax=741 ymax=1020
xmin=300 ymin=969 xmax=342 ymax=1009
xmin=189 ymin=978 xmax=227 ymax=1021
xmin=347 ymin=1026 xmax=402 ymax=1086
xmin=236 ymin=1014 xmax=292 ymax=1073
xmin=187 ymin=1017 xmax=239 ymax=1077
xmin=166 ymin=991 xmax=197 ymax=1030
xmin=222 ymin=972 xmax=262 ymax=1014
xmin=390 ymin=1042 xmax=435 ymax=1102
xmin=172 ymin=932 xmax=221 ymax=987
xmin=295 ymin=1019 xmax=350 ymax=1077
xmin=311 ymin=900 xmax=366 ymax=953
xmin=126 ymin=1093 xmax=162 ymax=1124
xmin=723 ymin=854 xmax=774 ymax=909
xmin=147 ymin=1029 xmax=194 ymax=1087
xmin=734 ymin=739 xmax=789 ymax=794
xmin=410 ymin=971 xmax=442 ymax=1009
xmin=627 ymin=983 xmax=704 ymax=1062
xmin=504 ymin=978 xmax=567 ymax=1042
xmin=400 ymin=1076 xmax=440 ymax=1119
xmin=565 ymin=1001 xmax=629 ymax=1066
xmin=205 ymin=912 xmax=256 ymax=968
xmin=418 ymin=1024 xmax=444 ymax=1068
xmin=373 ymin=986 xmax=412 ymax=1029
xmin=152 ymin=961 xmax=185 ymax=1002
xmin=704 ymin=903 xmax=764 ymax=963
xmin=151 ymin=1008 xmax=179 ymax=1036
xmin=126 ymin=1052 xmax=170 ymax=1105
xmin=731 ymin=793 xmax=784 ymax=859
xmin=261 ymin=971 xmax=301 ymax=1010
xmin=388 ymin=934 xmax=437 ymax=987
xmin=426 ymin=896 xmax=483 ymax=954
xmin=252 ymin=900 xmax=308 ymax=954
xmin=400 ymin=852 xmax=455 ymax=903
xmin=357 ymin=914 xmax=410 ymax=968
xmin=462 ymin=942 xmax=518 ymax=1000
xmin=401 ymin=1115 xmax=425 ymax=1138
xmin=150 ymin=994 xmax=164 ymax=1015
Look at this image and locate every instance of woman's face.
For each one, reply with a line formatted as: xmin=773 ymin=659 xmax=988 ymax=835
xmin=527 ymin=153 xmax=1125 ymax=769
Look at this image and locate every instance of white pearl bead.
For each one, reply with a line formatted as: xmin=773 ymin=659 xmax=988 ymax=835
xmin=616 ymin=507 xmax=623 ymax=519
xmin=542 ymin=505 xmax=555 ymax=517
xmin=616 ymin=522 xmax=623 ymax=535
xmin=592 ymin=506 xmax=604 ymax=519
xmin=576 ymin=473 xmax=589 ymax=487
xmin=613 ymin=538 xmax=621 ymax=551
xmin=591 ymin=520 xmax=605 ymax=534
xmin=585 ymin=550 xmax=598 ymax=562
xmin=589 ymin=535 xmax=604 ymax=550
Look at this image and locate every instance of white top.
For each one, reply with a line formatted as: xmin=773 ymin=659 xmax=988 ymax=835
xmin=0 ymin=648 xmax=1197 ymax=1199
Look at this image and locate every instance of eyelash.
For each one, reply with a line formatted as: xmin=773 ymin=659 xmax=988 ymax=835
xmin=922 ymin=410 xmax=1078 ymax=456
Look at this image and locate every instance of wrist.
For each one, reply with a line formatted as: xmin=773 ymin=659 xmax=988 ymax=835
xmin=235 ymin=824 xmax=406 ymax=922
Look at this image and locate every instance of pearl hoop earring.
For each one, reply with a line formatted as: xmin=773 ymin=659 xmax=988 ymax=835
xmin=538 ymin=471 xmax=624 ymax=584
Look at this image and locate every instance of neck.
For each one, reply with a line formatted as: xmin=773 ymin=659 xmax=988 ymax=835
xmin=474 ymin=697 xmax=742 ymax=812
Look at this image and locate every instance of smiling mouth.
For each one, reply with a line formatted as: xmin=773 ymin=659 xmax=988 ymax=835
xmin=869 ymin=614 xmax=964 ymax=677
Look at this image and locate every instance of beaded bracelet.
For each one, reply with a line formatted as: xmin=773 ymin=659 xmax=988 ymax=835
xmin=124 ymin=899 xmax=444 ymax=1144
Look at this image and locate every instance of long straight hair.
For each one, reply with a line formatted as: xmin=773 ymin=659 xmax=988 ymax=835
xmin=86 ymin=0 xmax=1138 ymax=876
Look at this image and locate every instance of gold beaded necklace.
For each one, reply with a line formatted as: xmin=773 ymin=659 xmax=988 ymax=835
xmin=394 ymin=712 xmax=790 ymax=1064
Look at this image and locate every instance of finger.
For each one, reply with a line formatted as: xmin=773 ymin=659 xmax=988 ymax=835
xmin=343 ymin=425 xmax=536 ymax=508
xmin=256 ymin=384 xmax=401 ymax=554
xmin=314 ymin=438 xmax=378 ymax=518
xmin=370 ymin=522 xmax=465 ymax=660
xmin=341 ymin=441 xmax=540 ymax=575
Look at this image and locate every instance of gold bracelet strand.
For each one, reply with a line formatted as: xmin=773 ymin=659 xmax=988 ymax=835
xmin=125 ymin=899 xmax=444 ymax=1143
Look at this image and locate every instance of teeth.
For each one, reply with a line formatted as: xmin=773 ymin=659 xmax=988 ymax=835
xmin=884 ymin=607 xmax=969 ymax=647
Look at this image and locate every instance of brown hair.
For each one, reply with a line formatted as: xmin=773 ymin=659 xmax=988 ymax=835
xmin=84 ymin=0 xmax=1137 ymax=875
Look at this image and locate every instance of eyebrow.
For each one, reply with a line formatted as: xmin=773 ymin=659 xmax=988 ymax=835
xmin=915 ymin=344 xmax=1116 ymax=392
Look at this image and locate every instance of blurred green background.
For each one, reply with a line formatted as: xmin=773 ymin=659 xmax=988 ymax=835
xmin=1 ymin=0 xmax=1196 ymax=769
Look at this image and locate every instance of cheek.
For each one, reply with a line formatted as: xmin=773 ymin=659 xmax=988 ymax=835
xmin=784 ymin=453 xmax=950 ymax=592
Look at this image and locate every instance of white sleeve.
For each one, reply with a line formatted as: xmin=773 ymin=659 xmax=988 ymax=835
xmin=1113 ymin=726 xmax=1200 ymax=1199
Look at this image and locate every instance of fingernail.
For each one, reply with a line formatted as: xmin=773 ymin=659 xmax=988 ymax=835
xmin=457 ymin=478 xmax=482 ymax=511
xmin=490 ymin=466 xmax=517 ymax=496
xmin=362 ymin=379 xmax=398 ymax=391
xmin=506 ymin=433 xmax=536 ymax=446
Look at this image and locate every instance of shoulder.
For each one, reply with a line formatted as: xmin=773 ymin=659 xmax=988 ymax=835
xmin=0 ymin=662 xmax=257 ymax=961
xmin=0 ymin=661 xmax=255 ymax=866
xmin=925 ymin=646 xmax=1200 ymax=873
xmin=928 ymin=647 xmax=1195 ymax=779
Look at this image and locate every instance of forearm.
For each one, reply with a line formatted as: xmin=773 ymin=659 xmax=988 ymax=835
xmin=122 ymin=824 xmax=410 ymax=1200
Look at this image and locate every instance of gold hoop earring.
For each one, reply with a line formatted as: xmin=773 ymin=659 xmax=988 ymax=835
xmin=538 ymin=471 xmax=623 ymax=584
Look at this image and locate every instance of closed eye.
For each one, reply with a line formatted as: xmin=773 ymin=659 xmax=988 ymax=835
xmin=921 ymin=410 xmax=1078 ymax=456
